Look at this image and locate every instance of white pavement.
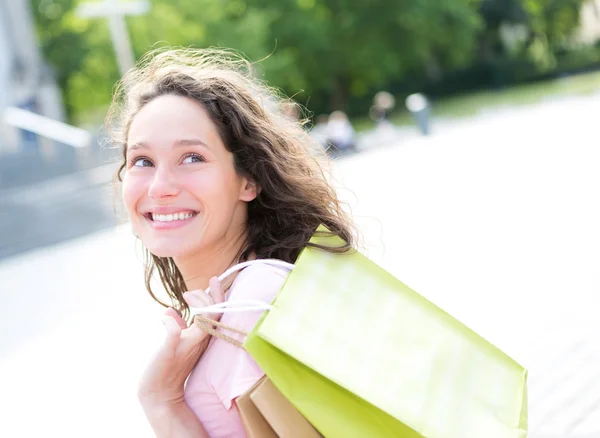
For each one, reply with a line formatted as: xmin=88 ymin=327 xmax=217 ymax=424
xmin=1 ymin=93 xmax=599 ymax=437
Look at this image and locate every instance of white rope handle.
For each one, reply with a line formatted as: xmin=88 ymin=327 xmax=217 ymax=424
xmin=191 ymin=300 xmax=273 ymax=314
xmin=189 ymin=259 xmax=295 ymax=316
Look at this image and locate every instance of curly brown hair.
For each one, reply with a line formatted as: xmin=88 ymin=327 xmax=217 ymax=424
xmin=106 ymin=48 xmax=357 ymax=319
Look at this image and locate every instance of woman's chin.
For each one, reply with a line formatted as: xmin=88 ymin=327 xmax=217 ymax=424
xmin=146 ymin=244 xmax=190 ymax=259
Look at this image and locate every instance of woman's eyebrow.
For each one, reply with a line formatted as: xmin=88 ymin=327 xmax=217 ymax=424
xmin=175 ymin=138 xmax=211 ymax=149
xmin=128 ymin=139 xmax=211 ymax=150
xmin=128 ymin=142 xmax=148 ymax=151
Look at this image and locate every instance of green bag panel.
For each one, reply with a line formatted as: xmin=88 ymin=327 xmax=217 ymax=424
xmin=244 ymin=328 xmax=424 ymax=438
xmin=244 ymin=229 xmax=527 ymax=437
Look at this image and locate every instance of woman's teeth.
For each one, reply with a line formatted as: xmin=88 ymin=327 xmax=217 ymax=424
xmin=152 ymin=212 xmax=194 ymax=222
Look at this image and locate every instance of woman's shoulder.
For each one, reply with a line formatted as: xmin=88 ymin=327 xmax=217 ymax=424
xmin=227 ymin=260 xmax=291 ymax=302
xmin=238 ymin=259 xmax=291 ymax=281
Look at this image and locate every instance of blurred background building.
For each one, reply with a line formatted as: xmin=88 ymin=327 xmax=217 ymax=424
xmin=0 ymin=0 xmax=65 ymax=153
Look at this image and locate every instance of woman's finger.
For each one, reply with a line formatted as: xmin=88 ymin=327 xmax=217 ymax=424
xmin=209 ymin=276 xmax=225 ymax=304
xmin=183 ymin=289 xmax=218 ymax=327
xmin=201 ymin=277 xmax=225 ymax=322
xmin=164 ymin=307 xmax=187 ymax=329
xmin=182 ymin=289 xmax=211 ymax=308
xmin=181 ymin=322 xmax=208 ymax=344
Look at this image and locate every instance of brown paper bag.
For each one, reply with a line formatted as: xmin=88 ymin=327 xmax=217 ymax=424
xmin=194 ymin=310 xmax=322 ymax=437
xmin=237 ymin=376 xmax=322 ymax=438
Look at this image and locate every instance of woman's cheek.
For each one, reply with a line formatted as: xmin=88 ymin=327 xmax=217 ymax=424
xmin=121 ymin=173 xmax=141 ymax=217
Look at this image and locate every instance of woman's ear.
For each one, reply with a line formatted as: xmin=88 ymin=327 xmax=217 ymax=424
xmin=239 ymin=178 xmax=261 ymax=202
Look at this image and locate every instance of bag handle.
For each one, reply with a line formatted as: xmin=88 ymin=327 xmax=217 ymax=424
xmin=189 ymin=259 xmax=294 ymax=315
xmin=189 ymin=259 xmax=295 ymax=348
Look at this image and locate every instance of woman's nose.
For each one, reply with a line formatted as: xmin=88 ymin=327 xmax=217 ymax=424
xmin=148 ymin=167 xmax=180 ymax=199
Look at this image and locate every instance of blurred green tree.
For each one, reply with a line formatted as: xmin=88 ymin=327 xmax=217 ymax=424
xmin=250 ymin=0 xmax=483 ymax=110
xmin=478 ymin=0 xmax=586 ymax=61
xmin=33 ymin=0 xmax=484 ymax=120
xmin=523 ymin=0 xmax=586 ymax=44
xmin=479 ymin=0 xmax=528 ymax=59
xmin=32 ymin=0 xmax=271 ymax=123
xmin=31 ymin=0 xmax=589 ymax=123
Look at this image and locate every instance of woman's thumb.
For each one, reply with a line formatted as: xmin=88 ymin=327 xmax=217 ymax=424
xmin=161 ymin=315 xmax=182 ymax=351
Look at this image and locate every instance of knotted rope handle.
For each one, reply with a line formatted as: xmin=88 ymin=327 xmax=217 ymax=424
xmin=190 ymin=259 xmax=295 ymax=348
xmin=195 ymin=316 xmax=248 ymax=348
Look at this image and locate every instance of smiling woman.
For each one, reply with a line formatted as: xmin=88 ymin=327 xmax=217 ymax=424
xmin=105 ymin=48 xmax=357 ymax=437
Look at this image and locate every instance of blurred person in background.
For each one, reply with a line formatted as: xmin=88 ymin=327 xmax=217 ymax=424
xmin=326 ymin=110 xmax=356 ymax=155
xmin=107 ymin=48 xmax=357 ymax=437
xmin=370 ymin=91 xmax=395 ymax=131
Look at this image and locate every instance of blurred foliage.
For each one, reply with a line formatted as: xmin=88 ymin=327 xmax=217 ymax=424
xmin=249 ymin=0 xmax=483 ymax=110
xmin=31 ymin=0 xmax=593 ymax=123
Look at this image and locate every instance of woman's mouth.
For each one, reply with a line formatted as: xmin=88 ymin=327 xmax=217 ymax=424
xmin=144 ymin=211 xmax=199 ymax=229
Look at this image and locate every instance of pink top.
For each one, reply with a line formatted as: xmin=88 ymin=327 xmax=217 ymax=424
xmin=184 ymin=263 xmax=289 ymax=438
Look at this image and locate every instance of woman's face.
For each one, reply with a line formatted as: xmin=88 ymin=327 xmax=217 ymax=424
xmin=122 ymin=94 xmax=258 ymax=259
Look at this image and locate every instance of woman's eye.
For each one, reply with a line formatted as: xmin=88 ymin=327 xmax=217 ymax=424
xmin=182 ymin=153 xmax=205 ymax=164
xmin=131 ymin=157 xmax=153 ymax=167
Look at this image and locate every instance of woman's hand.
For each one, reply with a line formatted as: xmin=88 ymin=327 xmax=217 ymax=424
xmin=138 ymin=277 xmax=225 ymax=408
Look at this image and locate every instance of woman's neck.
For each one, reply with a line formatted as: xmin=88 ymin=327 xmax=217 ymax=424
xmin=174 ymin=229 xmax=248 ymax=293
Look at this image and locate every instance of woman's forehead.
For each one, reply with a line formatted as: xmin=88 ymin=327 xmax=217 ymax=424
xmin=128 ymin=95 xmax=222 ymax=149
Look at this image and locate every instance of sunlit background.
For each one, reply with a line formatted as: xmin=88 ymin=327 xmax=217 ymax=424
xmin=1 ymin=0 xmax=599 ymax=437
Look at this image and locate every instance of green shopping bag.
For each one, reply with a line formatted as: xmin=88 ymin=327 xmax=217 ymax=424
xmin=242 ymin=230 xmax=528 ymax=438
